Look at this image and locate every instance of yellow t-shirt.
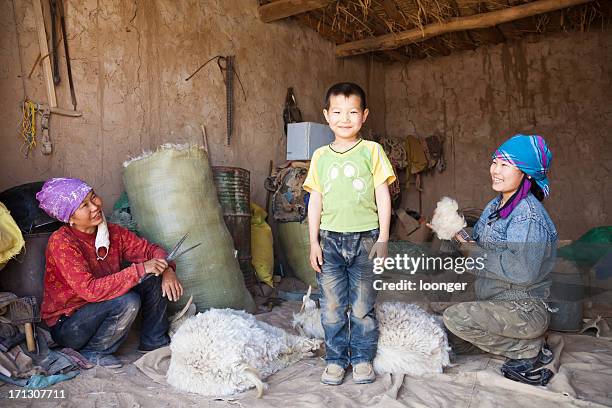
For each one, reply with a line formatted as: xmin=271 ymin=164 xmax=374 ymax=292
xmin=303 ymin=139 xmax=396 ymax=232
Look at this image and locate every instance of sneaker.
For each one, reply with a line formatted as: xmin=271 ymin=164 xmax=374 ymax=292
xmin=82 ymin=353 xmax=123 ymax=369
xmin=352 ymin=362 xmax=376 ymax=384
xmin=321 ymin=363 xmax=345 ymax=385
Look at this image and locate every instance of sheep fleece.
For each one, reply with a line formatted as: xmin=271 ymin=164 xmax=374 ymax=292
xmin=167 ymin=308 xmax=320 ymax=396
xmin=293 ymin=302 xmax=451 ymax=376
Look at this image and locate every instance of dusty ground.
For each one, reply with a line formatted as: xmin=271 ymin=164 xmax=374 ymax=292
xmin=2 ymin=299 xmax=612 ymax=408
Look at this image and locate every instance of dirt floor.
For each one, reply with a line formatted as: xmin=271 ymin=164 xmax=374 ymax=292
xmin=2 ymin=297 xmax=612 ymax=408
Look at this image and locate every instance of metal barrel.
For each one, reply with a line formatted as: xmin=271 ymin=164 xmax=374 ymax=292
xmin=0 ymin=182 xmax=62 ymax=234
xmin=0 ymin=232 xmax=57 ymax=309
xmin=212 ymin=166 xmax=251 ymax=216
xmin=212 ymin=166 xmax=256 ymax=288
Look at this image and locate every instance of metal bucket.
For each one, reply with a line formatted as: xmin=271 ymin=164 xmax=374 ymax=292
xmin=549 ymin=301 xmax=583 ymax=332
xmin=212 ymin=166 xmax=256 ymax=288
xmin=0 ymin=231 xmax=56 ymax=307
xmin=548 ymin=259 xmax=586 ymax=332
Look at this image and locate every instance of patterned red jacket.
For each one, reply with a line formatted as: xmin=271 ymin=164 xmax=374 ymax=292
xmin=42 ymin=224 xmax=171 ymax=326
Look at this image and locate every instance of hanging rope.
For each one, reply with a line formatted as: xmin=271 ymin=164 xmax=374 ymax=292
xmin=19 ymin=100 xmax=37 ymax=157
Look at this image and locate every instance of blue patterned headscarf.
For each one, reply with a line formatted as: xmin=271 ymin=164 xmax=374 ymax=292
xmin=493 ymin=134 xmax=552 ymax=197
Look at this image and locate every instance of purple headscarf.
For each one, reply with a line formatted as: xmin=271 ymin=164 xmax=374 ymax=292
xmin=36 ymin=178 xmax=92 ymax=223
xmin=493 ymin=176 xmax=531 ymax=219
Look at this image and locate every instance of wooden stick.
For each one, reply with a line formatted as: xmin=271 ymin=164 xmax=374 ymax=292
xmin=200 ymin=124 xmax=209 ymax=154
xmin=32 ymin=0 xmax=57 ymax=107
xmin=258 ymin=0 xmax=333 ymax=23
xmin=24 ymin=323 xmax=36 ymax=352
xmin=336 ymin=0 xmax=594 ymax=57
xmin=265 ymin=160 xmax=274 ymax=217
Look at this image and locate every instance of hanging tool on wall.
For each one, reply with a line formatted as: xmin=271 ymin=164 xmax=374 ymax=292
xmin=282 ymin=87 xmax=302 ymax=136
xmin=58 ymin=0 xmax=77 ymax=110
xmin=185 ymin=55 xmax=246 ymax=146
xmin=49 ymin=0 xmax=61 ymax=85
xmin=224 ymin=55 xmax=234 ymax=146
xmin=48 ymin=0 xmax=78 ymax=109
xmin=19 ymin=99 xmax=82 ymax=157
xmin=27 ymin=0 xmax=81 ymax=156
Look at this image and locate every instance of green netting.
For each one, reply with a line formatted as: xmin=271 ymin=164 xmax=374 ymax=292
xmin=113 ymin=191 xmax=131 ymax=212
xmin=108 ymin=192 xmax=138 ymax=233
xmin=557 ymin=226 xmax=612 ymax=266
xmin=278 ymin=220 xmax=317 ymax=288
xmin=123 ymin=145 xmax=255 ymax=313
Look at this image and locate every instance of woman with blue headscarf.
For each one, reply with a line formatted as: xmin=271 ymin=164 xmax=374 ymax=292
xmin=443 ymin=134 xmax=558 ymax=385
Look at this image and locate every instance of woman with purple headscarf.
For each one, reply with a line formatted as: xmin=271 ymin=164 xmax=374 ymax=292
xmin=442 ymin=134 xmax=558 ymax=386
xmin=36 ymin=178 xmax=183 ymax=369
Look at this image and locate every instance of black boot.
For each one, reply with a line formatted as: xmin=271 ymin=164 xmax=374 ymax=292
xmin=501 ymin=345 xmax=554 ymax=386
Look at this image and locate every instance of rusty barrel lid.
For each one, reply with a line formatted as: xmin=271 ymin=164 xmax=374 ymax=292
xmin=212 ymin=166 xmax=250 ymax=217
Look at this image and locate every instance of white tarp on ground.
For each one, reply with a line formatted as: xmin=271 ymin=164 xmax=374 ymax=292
xmin=3 ymin=301 xmax=611 ymax=408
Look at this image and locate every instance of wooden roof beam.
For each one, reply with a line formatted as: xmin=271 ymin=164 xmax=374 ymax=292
xmin=258 ymin=0 xmax=334 ymax=23
xmin=336 ymin=0 xmax=594 ymax=57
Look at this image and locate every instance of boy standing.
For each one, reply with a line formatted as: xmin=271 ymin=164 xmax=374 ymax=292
xmin=303 ymin=82 xmax=395 ymax=385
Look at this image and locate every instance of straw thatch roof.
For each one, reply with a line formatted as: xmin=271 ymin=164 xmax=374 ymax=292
xmin=258 ymin=0 xmax=611 ymax=62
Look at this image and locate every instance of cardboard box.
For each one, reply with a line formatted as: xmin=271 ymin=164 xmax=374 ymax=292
xmin=287 ymin=122 xmax=334 ymax=160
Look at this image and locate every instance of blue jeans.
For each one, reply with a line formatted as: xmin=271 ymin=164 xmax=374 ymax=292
xmin=316 ymin=229 xmax=379 ymax=369
xmin=50 ymin=275 xmax=169 ymax=358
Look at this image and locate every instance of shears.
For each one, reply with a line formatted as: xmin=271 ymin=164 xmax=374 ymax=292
xmin=166 ymin=232 xmax=202 ymax=262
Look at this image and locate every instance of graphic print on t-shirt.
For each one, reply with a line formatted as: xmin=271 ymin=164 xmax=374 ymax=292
xmin=324 ymin=160 xmax=367 ymax=201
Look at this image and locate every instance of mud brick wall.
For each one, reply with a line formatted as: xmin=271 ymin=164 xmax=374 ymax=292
xmin=385 ymin=30 xmax=612 ymax=239
xmin=0 ymin=0 xmax=385 ymax=209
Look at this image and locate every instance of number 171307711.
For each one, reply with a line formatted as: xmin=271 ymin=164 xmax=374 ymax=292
xmin=7 ymin=389 xmax=67 ymax=399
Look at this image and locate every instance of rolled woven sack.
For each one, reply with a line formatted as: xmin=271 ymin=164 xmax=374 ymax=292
xmin=123 ymin=144 xmax=255 ymax=313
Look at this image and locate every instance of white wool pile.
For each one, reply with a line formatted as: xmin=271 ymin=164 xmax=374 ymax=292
xmin=122 ymin=143 xmax=204 ymax=167
xmin=292 ymin=294 xmax=450 ymax=376
xmin=373 ymin=302 xmax=450 ymax=375
xmin=430 ymin=196 xmax=466 ymax=240
xmin=167 ymin=308 xmax=322 ymax=397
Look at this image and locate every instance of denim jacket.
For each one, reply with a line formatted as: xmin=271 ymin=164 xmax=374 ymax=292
xmin=472 ymin=192 xmax=558 ymax=300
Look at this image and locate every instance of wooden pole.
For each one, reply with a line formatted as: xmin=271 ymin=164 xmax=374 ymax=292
xmin=336 ymin=0 xmax=594 ymax=57
xmin=32 ymin=0 xmax=57 ymax=107
xmin=258 ymin=0 xmax=333 ymax=23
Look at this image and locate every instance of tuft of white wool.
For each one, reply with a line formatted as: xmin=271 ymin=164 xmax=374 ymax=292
xmin=430 ymin=196 xmax=466 ymax=240
xmin=122 ymin=143 xmax=204 ymax=167
xmin=292 ymin=286 xmax=324 ymax=339
xmin=167 ymin=308 xmax=322 ymax=397
xmin=293 ymin=294 xmax=450 ymax=376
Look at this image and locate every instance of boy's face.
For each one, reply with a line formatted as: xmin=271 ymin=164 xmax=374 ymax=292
xmin=323 ymin=94 xmax=369 ymax=142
